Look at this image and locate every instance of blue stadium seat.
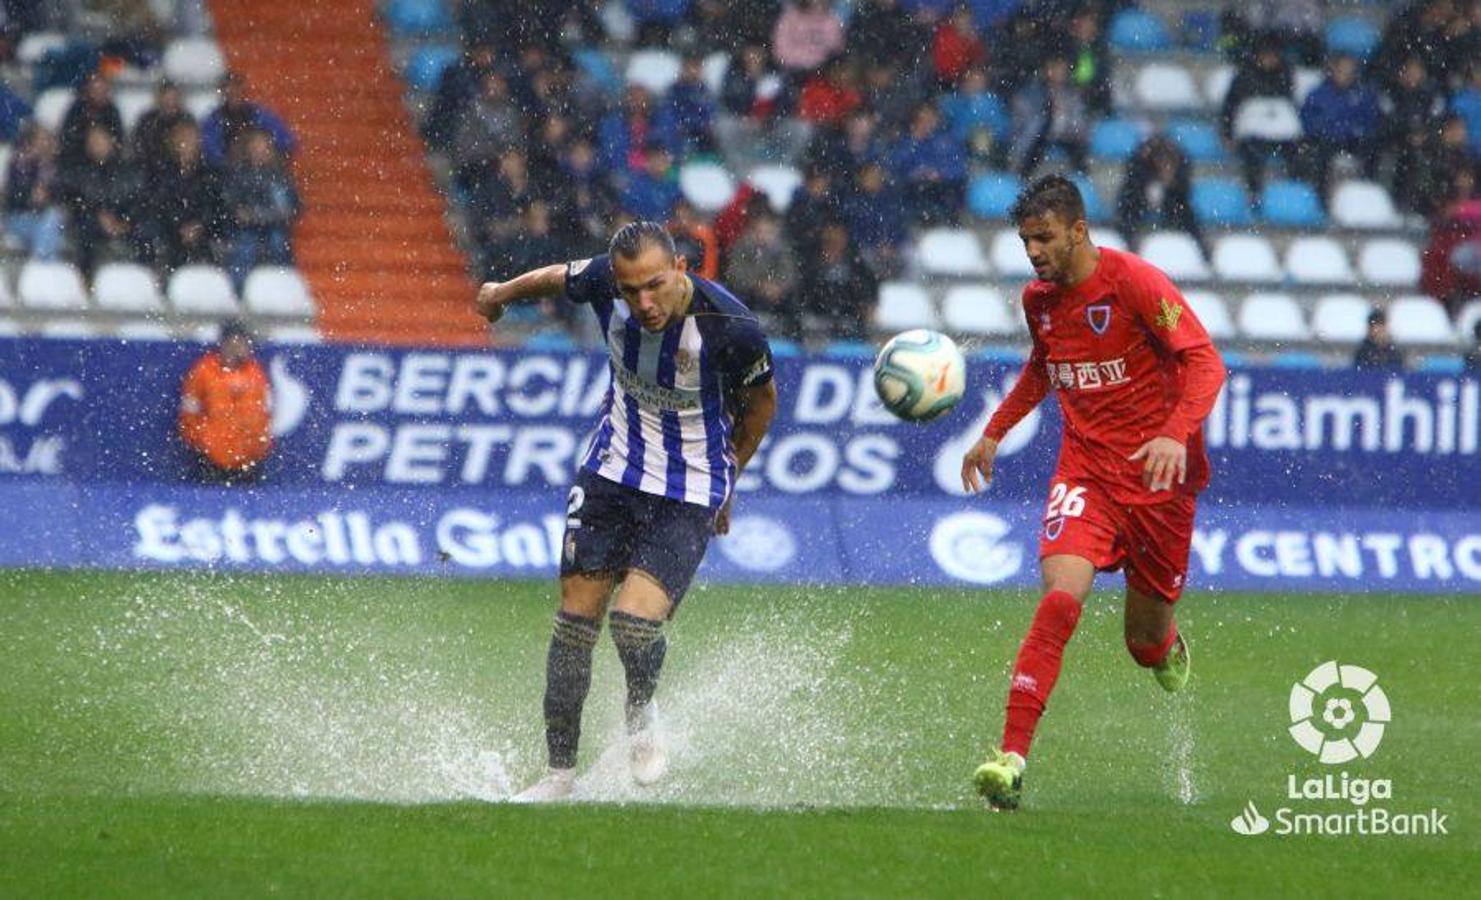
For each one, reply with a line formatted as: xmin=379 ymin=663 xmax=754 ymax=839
xmin=823 ymin=340 xmax=876 ymax=359
xmin=572 ymin=49 xmax=620 ymax=98
xmin=526 ymin=330 xmax=578 ymax=352
xmin=403 ymin=45 xmax=459 ymax=93
xmin=1069 ymin=173 xmax=1107 ymax=222
xmin=1325 ymin=17 xmax=1380 ymax=61
xmin=1260 ymin=179 xmax=1327 ymax=228
xmin=1417 ymin=355 xmax=1464 ymax=375
xmin=384 ymin=0 xmax=453 ymax=37
xmin=1089 ymin=118 xmax=1142 ymax=162
xmin=1108 ymin=8 xmax=1172 ymax=53
xmin=1191 ymin=177 xmax=1253 ymax=228
xmin=768 ymin=337 xmax=802 ymax=359
xmin=1166 ymin=118 xmax=1225 ymax=163
xmin=1181 ymin=10 xmax=1219 ymax=51
xmin=1269 ymin=351 xmax=1326 ymax=370
xmin=967 ymin=172 xmax=1024 ymax=221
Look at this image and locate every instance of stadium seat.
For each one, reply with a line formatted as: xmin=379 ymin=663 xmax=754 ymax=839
xmin=1456 ymin=300 xmax=1481 ymax=343
xmin=0 ymin=318 xmax=22 ymax=336
xmin=1192 ymin=176 xmax=1253 ymax=227
xmin=167 ymin=265 xmax=238 ymax=316
xmin=403 ymin=45 xmax=460 ymax=93
xmin=678 ymin=162 xmax=737 ymax=213
xmin=876 ymin=282 xmax=939 ymax=331
xmin=1183 ymin=290 xmax=1236 ymax=341
xmin=1358 ymin=239 xmax=1422 ymax=288
xmin=1388 ymin=295 xmax=1457 ymax=346
xmin=116 ymin=321 xmax=174 ymax=342
xmin=244 ymin=267 xmax=315 ymax=318
xmin=1212 ymin=234 xmax=1283 ymax=284
xmin=1261 ymin=180 xmax=1326 ymax=228
xmin=163 ymin=38 xmax=226 ymax=87
xmin=989 ymin=229 xmax=1034 ymax=278
xmin=15 ymin=31 xmax=66 ymax=66
xmin=1181 ymin=10 xmax=1220 ymax=51
xmin=1294 ymin=68 xmax=1324 ymax=105
xmin=1137 ymin=233 xmax=1210 ymax=281
xmin=747 ymin=165 xmax=802 ymax=212
xmin=1331 ymin=181 xmax=1402 ymax=230
xmin=966 ymin=172 xmax=1023 ymax=221
xmin=37 ymin=319 xmax=103 ymax=339
xmin=115 ymin=87 xmax=155 ymax=133
xmin=702 ymin=51 xmax=730 ymax=95
xmin=0 ymin=275 xmax=13 ymax=308
xmin=32 ymin=87 xmax=73 ymax=132
xmin=1108 ymin=9 xmax=1172 ymax=53
xmin=185 ymin=89 xmax=221 ymax=121
xmin=916 ymin=228 xmax=990 ymax=278
xmin=18 ymin=261 xmax=87 ymax=312
xmin=625 ymin=49 xmax=683 ymax=96
xmin=1089 ymin=228 xmax=1127 ymax=251
xmin=1285 ymin=236 xmax=1355 ymax=285
xmin=1166 ymin=118 xmax=1225 ymax=163
xmin=1311 ymin=294 xmax=1372 ymax=343
xmin=1134 ymin=63 xmax=1202 ymax=111
xmin=266 ymin=325 xmax=323 ymax=345
xmin=1232 ymin=98 xmax=1303 ymax=143
xmin=1202 ymin=65 xmax=1234 ymax=107
xmin=1069 ymin=173 xmax=1107 ymax=222
xmin=1089 ymin=118 xmax=1143 ymax=162
xmin=93 ymin=263 xmax=165 ymax=313
xmin=1238 ymin=293 xmax=1310 ymax=342
xmin=383 ymin=0 xmax=454 ymax=36
xmin=1326 ymin=16 xmax=1381 ymax=61
xmin=942 ymin=285 xmax=1017 ymax=336
xmin=572 ymin=49 xmax=620 ymax=97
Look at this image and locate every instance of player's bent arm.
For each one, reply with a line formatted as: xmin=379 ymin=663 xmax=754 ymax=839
xmin=474 ymin=263 xmax=568 ymax=322
xmin=1156 ymin=343 xmax=1226 ymax=441
xmin=730 ymin=381 xmax=778 ymax=473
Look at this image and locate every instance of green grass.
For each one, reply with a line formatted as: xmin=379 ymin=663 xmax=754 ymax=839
xmin=1 ymin=569 xmax=1476 ymax=897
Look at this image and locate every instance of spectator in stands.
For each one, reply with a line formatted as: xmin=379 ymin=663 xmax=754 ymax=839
xmin=804 ymin=110 xmax=882 ymax=186
xmin=716 ymin=43 xmax=814 ymax=169
xmin=1063 ymin=5 xmax=1112 ymax=116
xmin=848 ymin=0 xmax=925 ymax=70
xmin=487 ymin=200 xmax=563 ymax=277
xmin=1353 ymin=309 xmax=1406 ymax=370
xmin=665 ymin=53 xmax=718 ymax=157
xmin=179 ymin=319 xmax=272 ymax=484
xmin=861 ymin=57 xmax=928 ymax=139
xmin=0 ymin=79 xmax=29 ymax=141
xmin=422 ymin=41 xmax=496 ymax=152
xmin=725 ymin=210 xmax=800 ymax=335
xmin=891 ymin=103 xmax=967 ymax=226
xmin=993 ymin=9 xmax=1060 ymax=98
xmin=1223 ymin=0 xmax=1324 ymax=66
xmin=667 ymin=199 xmax=719 ymax=279
xmin=132 ymin=80 xmax=193 ymax=179
xmin=4 ymin=123 xmax=64 ymax=261
xmin=59 ymin=71 xmax=123 ymax=173
xmin=1414 ymin=115 xmax=1480 ymax=217
xmin=203 ymin=73 xmax=296 ymax=168
xmin=628 ymin=0 xmax=692 ymax=46
xmin=1116 ymin=135 xmax=1203 ymax=255
xmin=472 ymin=147 xmax=536 ymax=259
xmin=1422 ymin=192 xmax=1481 ymax=315
xmin=222 ymin=128 xmax=300 ymax=292
xmin=1371 ymin=0 xmax=1461 ymax=90
xmin=525 ymin=114 xmax=572 ymax=194
xmin=142 ymin=120 xmax=222 ymax=270
xmin=1300 ymin=54 xmax=1381 ymax=205
xmin=1009 ymin=56 xmax=1089 ymax=177
xmin=1465 ymin=320 xmax=1481 ymax=372
xmin=597 ymin=85 xmax=677 ymax=177
xmin=842 ymin=160 xmax=908 ymax=278
xmin=550 ymin=137 xmax=615 ymax=250
xmin=1453 ymin=62 xmax=1481 ymax=160
xmin=785 ymin=163 xmax=839 ymax=261
xmin=1220 ymin=43 xmax=1297 ymax=194
xmin=60 ymin=124 xmax=142 ymax=276
xmin=620 ymin=144 xmax=681 ymax=222
xmin=771 ymin=0 xmax=846 ymax=74
xmin=1380 ymin=56 xmax=1448 ymax=214
xmin=797 ymin=57 xmax=863 ymax=128
xmin=722 ymin=43 xmax=784 ymax=120
xmin=799 ymin=222 xmax=877 ymax=340
xmin=451 ymin=71 xmax=527 ymax=193
xmin=932 ymin=6 xmax=987 ymax=87
xmin=941 ymin=66 xmax=1009 ymax=165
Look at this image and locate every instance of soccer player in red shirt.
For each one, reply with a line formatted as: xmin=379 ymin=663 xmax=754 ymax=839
xmin=961 ymin=176 xmax=1227 ymax=810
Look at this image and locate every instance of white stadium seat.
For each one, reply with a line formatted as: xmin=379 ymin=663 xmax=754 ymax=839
xmin=1358 ymin=238 xmax=1422 ymax=288
xmin=1202 ymin=65 xmax=1234 ymax=107
xmin=186 ymin=89 xmax=221 ymax=121
xmin=1388 ymin=295 xmax=1457 ymax=346
xmin=18 ymin=261 xmax=88 ymax=312
xmin=115 ymin=87 xmax=156 ymax=133
xmin=875 ymin=282 xmax=939 ymax=331
xmin=38 ymin=318 xmax=104 ymax=339
xmin=244 ymin=267 xmax=315 ymax=318
xmin=1137 ymin=232 xmax=1210 ymax=281
xmin=1312 ymin=294 xmax=1372 ymax=343
xmin=116 ymin=321 xmax=175 ymax=342
xmin=1212 ymin=234 xmax=1283 ymax=284
xmin=1331 ymin=181 xmax=1403 ymax=231
xmin=16 ymin=32 xmax=67 ymax=66
xmin=1293 ymin=68 xmax=1324 ymax=105
xmin=941 ymin=285 xmax=1017 ymax=336
xmin=266 ymin=325 xmax=323 ymax=345
xmin=677 ymin=162 xmax=736 ymax=213
xmin=1457 ymin=300 xmax=1481 ymax=344
xmin=1285 ymin=236 xmax=1355 ymax=286
xmin=702 ymin=51 xmax=730 ymax=95
xmin=1239 ymin=293 xmax=1310 ymax=342
xmin=93 ymin=263 xmax=165 ymax=314
xmin=0 ymin=318 xmax=23 ymax=336
xmin=1232 ymin=98 xmax=1303 ymax=142
xmin=989 ymin=229 xmax=1034 ymax=278
xmin=168 ymin=265 xmax=239 ymax=316
xmin=1089 ymin=228 xmax=1128 ymax=252
xmin=1183 ymin=290 xmax=1236 ymax=341
xmin=624 ymin=49 xmax=682 ymax=95
xmin=0 ymin=272 xmax=14 ymax=308
xmin=916 ymin=228 xmax=990 ymax=278
xmin=163 ymin=38 xmax=227 ymax=87
xmin=33 ymin=87 xmax=74 ymax=132
xmin=747 ymin=165 xmax=802 ymax=212
xmin=1134 ymin=63 xmax=1202 ymax=111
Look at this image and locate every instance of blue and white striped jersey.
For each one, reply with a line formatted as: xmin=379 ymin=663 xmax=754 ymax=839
xmin=565 ymin=254 xmax=774 ymax=508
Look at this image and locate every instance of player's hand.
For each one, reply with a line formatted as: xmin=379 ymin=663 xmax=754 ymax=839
xmin=1129 ymin=436 xmax=1186 ymax=492
xmin=713 ymin=498 xmax=733 ymax=535
xmin=475 ymin=281 xmax=506 ymax=324
xmin=960 ymin=436 xmax=999 ymax=494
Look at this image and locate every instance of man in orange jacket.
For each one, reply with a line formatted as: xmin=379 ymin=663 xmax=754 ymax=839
xmin=179 ymin=320 xmax=273 ymax=482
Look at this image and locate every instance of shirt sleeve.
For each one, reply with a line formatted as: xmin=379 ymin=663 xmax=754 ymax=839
xmin=563 ymin=254 xmax=616 ymax=306
xmin=1122 ymin=260 xmax=1212 ymax=354
xmin=984 ymin=296 xmax=1050 ymax=441
xmin=1158 ymin=343 xmax=1227 ymax=441
xmin=714 ymin=316 xmax=774 ymax=389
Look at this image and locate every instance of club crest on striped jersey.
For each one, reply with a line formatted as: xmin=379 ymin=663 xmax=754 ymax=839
xmin=675 ymin=347 xmax=698 ymax=378
xmin=1086 ymin=304 xmax=1112 ymax=335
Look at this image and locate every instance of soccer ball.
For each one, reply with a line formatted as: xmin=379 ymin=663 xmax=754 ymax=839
xmin=872 ymin=329 xmax=967 ymax=423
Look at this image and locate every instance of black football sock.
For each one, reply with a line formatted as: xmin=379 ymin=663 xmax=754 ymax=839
xmin=544 ymin=610 xmax=601 ymax=769
xmin=609 ymin=610 xmax=667 ymax=732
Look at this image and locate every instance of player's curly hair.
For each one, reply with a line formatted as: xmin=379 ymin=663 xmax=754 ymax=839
xmin=1010 ymin=175 xmax=1087 ymax=226
xmin=609 ymin=220 xmax=676 ymax=262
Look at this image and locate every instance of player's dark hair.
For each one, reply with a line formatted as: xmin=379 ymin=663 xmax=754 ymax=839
xmin=609 ymin=220 xmax=676 ymax=262
xmin=1010 ymin=175 xmax=1087 ymax=226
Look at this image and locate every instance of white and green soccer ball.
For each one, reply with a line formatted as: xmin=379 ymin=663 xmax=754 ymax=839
xmin=872 ymin=329 xmax=967 ymax=423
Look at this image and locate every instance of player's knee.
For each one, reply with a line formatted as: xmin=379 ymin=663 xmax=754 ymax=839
xmin=609 ymin=609 xmax=664 ymax=651
xmin=1035 ymin=589 xmax=1084 ymax=634
xmin=559 ymin=574 xmax=612 ymax=618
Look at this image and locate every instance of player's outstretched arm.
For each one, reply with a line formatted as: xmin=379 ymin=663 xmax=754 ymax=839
xmin=474 ymin=263 xmax=568 ymax=324
xmin=962 ymin=359 xmax=1049 ymax=494
xmin=715 ymin=380 xmax=778 ymax=535
xmin=1130 ymin=343 xmax=1226 ymax=491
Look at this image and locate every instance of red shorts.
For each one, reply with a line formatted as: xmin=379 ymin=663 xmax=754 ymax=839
xmin=1037 ymin=477 xmax=1197 ymax=602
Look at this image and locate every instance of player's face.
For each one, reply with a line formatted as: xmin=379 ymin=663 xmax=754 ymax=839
xmin=613 ymin=245 xmax=690 ymax=332
xmin=1018 ymin=211 xmax=1086 ymax=284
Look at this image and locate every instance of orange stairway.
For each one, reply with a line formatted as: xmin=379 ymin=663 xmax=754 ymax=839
xmin=208 ymin=0 xmax=488 ymax=346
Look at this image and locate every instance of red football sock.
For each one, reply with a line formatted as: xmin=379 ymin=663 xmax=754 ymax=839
xmin=1002 ymin=590 xmax=1083 ymax=758
xmin=1126 ymin=619 xmax=1178 ymax=668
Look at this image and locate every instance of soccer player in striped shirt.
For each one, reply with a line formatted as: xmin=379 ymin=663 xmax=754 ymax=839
xmin=475 ymin=221 xmax=778 ymax=801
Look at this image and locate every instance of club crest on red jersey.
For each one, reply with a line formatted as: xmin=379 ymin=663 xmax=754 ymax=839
xmin=1086 ymin=304 xmax=1112 ymax=335
xmin=1043 ymin=517 xmax=1066 ymax=540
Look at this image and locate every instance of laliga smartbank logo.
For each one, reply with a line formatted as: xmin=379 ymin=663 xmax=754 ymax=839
xmin=1230 ymin=661 xmax=1448 ymax=838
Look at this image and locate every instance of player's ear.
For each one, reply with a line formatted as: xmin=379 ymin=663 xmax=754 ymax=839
xmin=673 ymin=254 xmax=689 ymax=274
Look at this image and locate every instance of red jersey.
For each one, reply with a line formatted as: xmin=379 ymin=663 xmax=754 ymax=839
xmin=985 ymin=247 xmax=1226 ymax=506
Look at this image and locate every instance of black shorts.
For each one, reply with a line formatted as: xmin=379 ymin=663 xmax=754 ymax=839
xmin=559 ymin=469 xmax=716 ymax=608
